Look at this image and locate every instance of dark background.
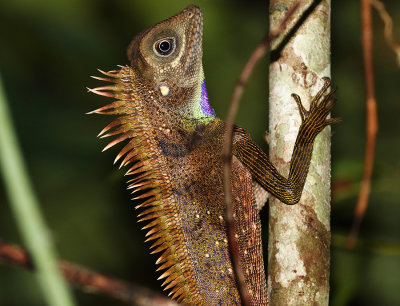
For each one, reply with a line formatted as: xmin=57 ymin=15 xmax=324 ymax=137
xmin=1 ymin=0 xmax=399 ymax=305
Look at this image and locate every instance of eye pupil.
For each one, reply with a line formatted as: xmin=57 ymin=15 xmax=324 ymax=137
xmin=159 ymin=41 xmax=170 ymax=52
xmin=155 ymin=38 xmax=175 ymax=56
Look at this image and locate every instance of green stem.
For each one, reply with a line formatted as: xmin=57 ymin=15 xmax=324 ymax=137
xmin=0 ymin=74 xmax=76 ymax=306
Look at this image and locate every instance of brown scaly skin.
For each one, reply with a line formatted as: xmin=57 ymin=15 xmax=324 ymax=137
xmin=88 ymin=5 xmax=340 ymax=305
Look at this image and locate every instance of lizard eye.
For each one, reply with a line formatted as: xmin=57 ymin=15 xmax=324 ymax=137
xmin=154 ymin=38 xmax=175 ymax=56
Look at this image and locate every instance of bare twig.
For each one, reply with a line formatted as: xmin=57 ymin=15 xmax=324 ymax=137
xmin=371 ymin=0 xmax=400 ymax=67
xmin=222 ymin=2 xmax=301 ymax=304
xmin=0 ymin=241 xmax=176 ymax=306
xmin=346 ymin=0 xmax=378 ymax=248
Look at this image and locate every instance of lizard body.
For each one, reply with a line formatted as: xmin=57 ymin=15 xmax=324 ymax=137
xmin=88 ymin=5 xmax=339 ymax=305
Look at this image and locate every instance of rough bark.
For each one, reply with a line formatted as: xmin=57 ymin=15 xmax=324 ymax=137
xmin=267 ymin=1 xmax=331 ymax=305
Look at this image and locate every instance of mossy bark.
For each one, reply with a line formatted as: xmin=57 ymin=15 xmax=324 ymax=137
xmin=267 ymin=1 xmax=331 ymax=305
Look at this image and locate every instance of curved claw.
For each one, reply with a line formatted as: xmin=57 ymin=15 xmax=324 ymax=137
xmin=311 ymin=77 xmax=332 ymax=110
xmin=325 ymin=117 xmax=342 ymax=126
xmin=323 ymin=97 xmax=337 ymax=113
xmin=318 ymin=88 xmax=336 ymax=109
xmin=291 ymin=93 xmax=307 ymax=123
xmin=321 ymin=76 xmax=331 ymax=85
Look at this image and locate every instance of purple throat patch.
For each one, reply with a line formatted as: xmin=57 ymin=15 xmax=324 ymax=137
xmin=200 ymin=80 xmax=216 ymax=116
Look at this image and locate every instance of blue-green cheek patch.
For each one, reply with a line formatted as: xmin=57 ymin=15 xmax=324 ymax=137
xmin=200 ymin=80 xmax=215 ymax=116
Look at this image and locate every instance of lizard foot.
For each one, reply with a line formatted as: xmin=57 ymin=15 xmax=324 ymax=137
xmin=291 ymin=77 xmax=341 ymax=133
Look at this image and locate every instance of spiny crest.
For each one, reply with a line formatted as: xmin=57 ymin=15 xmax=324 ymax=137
xmin=88 ymin=67 xmax=192 ymax=303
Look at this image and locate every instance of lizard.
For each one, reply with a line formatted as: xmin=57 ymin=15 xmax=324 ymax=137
xmin=88 ymin=5 xmax=340 ymax=305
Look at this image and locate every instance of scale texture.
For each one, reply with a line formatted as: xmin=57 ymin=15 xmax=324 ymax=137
xmin=88 ymin=5 xmax=339 ymax=305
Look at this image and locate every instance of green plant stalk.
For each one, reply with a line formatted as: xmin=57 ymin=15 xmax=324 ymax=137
xmin=0 ymin=75 xmax=76 ymax=306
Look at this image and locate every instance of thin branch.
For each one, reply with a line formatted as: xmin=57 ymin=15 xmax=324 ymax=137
xmin=222 ymin=2 xmax=301 ymax=304
xmin=346 ymin=0 xmax=379 ymax=248
xmin=371 ymin=0 xmax=400 ymax=67
xmin=0 ymin=241 xmax=176 ymax=306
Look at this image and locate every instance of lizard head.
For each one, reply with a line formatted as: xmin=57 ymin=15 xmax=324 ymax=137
xmin=88 ymin=5 xmax=216 ymax=151
xmin=128 ymin=5 xmax=203 ymax=88
xmin=127 ymin=5 xmax=215 ymax=121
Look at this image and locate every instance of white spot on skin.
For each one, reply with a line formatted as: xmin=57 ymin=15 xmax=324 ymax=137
xmin=159 ymin=85 xmax=170 ymax=96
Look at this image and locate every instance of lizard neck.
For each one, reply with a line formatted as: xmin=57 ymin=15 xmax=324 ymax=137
xmin=137 ymin=65 xmax=216 ymax=133
xmin=177 ymin=67 xmax=215 ymax=124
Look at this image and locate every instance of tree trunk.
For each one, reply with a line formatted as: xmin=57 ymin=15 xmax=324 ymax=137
xmin=267 ymin=1 xmax=331 ymax=305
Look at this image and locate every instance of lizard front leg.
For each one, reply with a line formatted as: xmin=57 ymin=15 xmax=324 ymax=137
xmin=232 ymin=77 xmax=341 ymax=205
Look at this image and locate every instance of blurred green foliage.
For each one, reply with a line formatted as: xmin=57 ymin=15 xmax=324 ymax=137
xmin=0 ymin=0 xmax=399 ymax=305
